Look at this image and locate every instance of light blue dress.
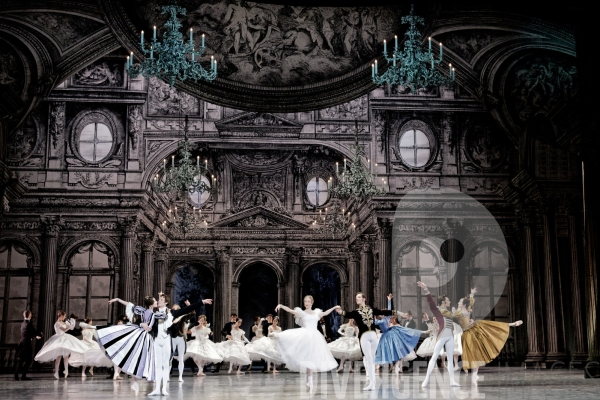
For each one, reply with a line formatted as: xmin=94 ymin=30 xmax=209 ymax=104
xmin=374 ymin=301 xmax=422 ymax=365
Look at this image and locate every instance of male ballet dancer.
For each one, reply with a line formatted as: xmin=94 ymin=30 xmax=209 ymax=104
xmin=14 ymin=310 xmax=42 ymax=381
xmin=336 ymin=292 xmax=399 ymax=391
xmin=417 ymin=281 xmax=460 ymax=388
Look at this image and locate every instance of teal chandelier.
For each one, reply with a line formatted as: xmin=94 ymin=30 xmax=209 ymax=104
xmin=329 ymin=121 xmax=386 ymax=201
xmin=152 ymin=116 xmax=215 ymax=197
xmin=372 ymin=5 xmax=454 ymax=92
xmin=126 ymin=3 xmax=217 ymax=86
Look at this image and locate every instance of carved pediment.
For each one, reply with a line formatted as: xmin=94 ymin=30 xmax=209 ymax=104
xmin=215 ymin=113 xmax=303 ymax=138
xmin=212 ymin=206 xmax=308 ymax=229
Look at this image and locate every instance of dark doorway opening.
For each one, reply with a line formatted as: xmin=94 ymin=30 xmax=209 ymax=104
xmin=302 ymin=264 xmax=342 ymax=339
xmin=238 ymin=262 xmax=279 ymax=337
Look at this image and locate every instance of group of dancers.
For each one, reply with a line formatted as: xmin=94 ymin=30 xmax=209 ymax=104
xmin=17 ymin=283 xmax=522 ymax=393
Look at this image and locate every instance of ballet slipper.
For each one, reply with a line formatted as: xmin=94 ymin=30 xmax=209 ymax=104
xmin=421 ymin=378 xmax=429 ymax=388
xmin=161 ymin=388 xmax=169 ymax=396
xmin=510 ymin=320 xmax=523 ymax=327
xmin=273 ymin=369 xmax=279 ymax=374
xmin=148 ymin=389 xmax=160 ymax=396
xmin=363 ymin=384 xmax=375 ymax=391
xmin=178 ymin=377 xmax=184 ymax=382
xmin=450 ymin=381 xmax=461 ymax=387
xmin=349 ymin=368 xmax=355 ymax=373
xmin=453 ymin=365 xmax=460 ymax=371
xmin=131 ymin=381 xmax=140 ymax=393
xmin=337 ymin=365 xmax=344 ymax=372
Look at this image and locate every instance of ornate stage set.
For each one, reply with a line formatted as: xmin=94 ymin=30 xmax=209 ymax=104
xmin=0 ymin=0 xmax=599 ymax=387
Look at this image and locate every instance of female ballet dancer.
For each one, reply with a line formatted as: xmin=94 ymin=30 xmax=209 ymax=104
xmin=328 ymin=318 xmax=361 ymax=372
xmin=215 ymin=317 xmax=252 ymax=374
xmin=69 ymin=318 xmax=113 ymax=376
xmin=247 ymin=316 xmax=283 ymax=373
xmin=95 ymin=296 xmax=166 ymax=394
xmin=455 ymin=288 xmax=523 ymax=386
xmin=275 ymin=296 xmax=339 ymax=392
xmin=417 ymin=281 xmax=461 ymax=388
xmin=169 ymin=304 xmax=194 ymax=382
xmin=34 ymin=311 xmax=88 ymax=379
xmin=374 ymin=295 xmax=421 ymax=374
xmin=336 ymin=292 xmax=399 ymax=391
xmin=185 ymin=315 xmax=223 ymax=376
xmin=245 ymin=316 xmax=265 ymax=369
xmin=416 ymin=315 xmax=438 ymax=362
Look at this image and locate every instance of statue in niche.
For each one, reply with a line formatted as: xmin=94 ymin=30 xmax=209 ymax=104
xmin=49 ymin=103 xmax=65 ymax=149
xmin=466 ymin=125 xmax=506 ymax=170
xmin=128 ymin=105 xmax=142 ymax=151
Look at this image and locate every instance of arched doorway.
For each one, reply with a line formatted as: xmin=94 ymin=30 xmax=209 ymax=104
xmin=302 ymin=264 xmax=341 ymax=339
xmin=238 ymin=262 xmax=279 ymax=336
xmin=173 ymin=263 xmax=214 ymax=326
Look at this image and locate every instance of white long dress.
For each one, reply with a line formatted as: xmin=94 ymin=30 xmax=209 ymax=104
xmin=184 ymin=325 xmax=223 ymax=364
xmin=247 ymin=325 xmax=283 ymax=364
xmin=275 ymin=308 xmax=338 ymax=372
xmin=215 ymin=328 xmax=252 ymax=366
xmin=34 ymin=319 xmax=88 ymax=362
xmin=327 ymin=324 xmax=362 ymax=361
xmin=69 ymin=324 xmax=113 ymax=367
xmin=246 ymin=324 xmax=264 ymax=361
xmin=416 ymin=321 xmax=437 ymax=357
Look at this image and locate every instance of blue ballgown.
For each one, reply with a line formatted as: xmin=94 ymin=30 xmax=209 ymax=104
xmin=374 ymin=317 xmax=422 ymax=365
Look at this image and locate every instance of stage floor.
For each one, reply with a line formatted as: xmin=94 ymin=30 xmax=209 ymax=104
xmin=1 ymin=366 xmax=599 ymax=399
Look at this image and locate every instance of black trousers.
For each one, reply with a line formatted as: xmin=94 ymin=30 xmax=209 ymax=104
xmin=14 ymin=343 xmax=33 ymax=378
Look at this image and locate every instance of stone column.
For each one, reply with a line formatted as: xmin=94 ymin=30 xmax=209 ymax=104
xmin=39 ymin=218 xmax=62 ymax=339
xmin=567 ymin=205 xmax=588 ymax=361
xmin=215 ymin=247 xmax=231 ymax=342
xmin=360 ymin=237 xmax=374 ymax=304
xmin=139 ymin=236 xmax=155 ymax=304
xmin=376 ymin=219 xmax=392 ymax=310
xmin=119 ymin=218 xmax=138 ymax=310
xmin=153 ymin=250 xmax=168 ymax=297
xmin=541 ymin=209 xmax=567 ymax=363
xmin=286 ymin=247 xmax=301 ymax=329
xmin=348 ymin=248 xmax=361 ymax=309
xmin=519 ymin=209 xmax=546 ymax=367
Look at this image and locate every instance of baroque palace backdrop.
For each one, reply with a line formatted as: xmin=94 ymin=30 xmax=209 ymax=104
xmin=0 ymin=0 xmax=599 ymax=376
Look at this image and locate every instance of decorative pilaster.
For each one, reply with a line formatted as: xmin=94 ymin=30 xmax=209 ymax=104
xmin=153 ymin=249 xmax=168 ymax=297
xmin=348 ymin=247 xmax=361 ymax=309
xmin=139 ymin=234 xmax=156 ymax=304
xmin=39 ymin=217 xmax=63 ymax=339
xmin=215 ymin=247 xmax=231 ymax=341
xmin=286 ymin=247 xmax=301 ymax=329
xmin=518 ymin=208 xmax=546 ymax=367
xmin=541 ymin=207 xmax=567 ymax=363
xmin=376 ymin=218 xmax=392 ymax=310
xmin=118 ymin=217 xmax=138 ymax=309
xmin=360 ymin=237 xmax=374 ymax=303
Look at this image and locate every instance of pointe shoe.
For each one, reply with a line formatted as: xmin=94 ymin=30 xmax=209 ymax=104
xmin=131 ymin=381 xmax=140 ymax=393
xmin=363 ymin=384 xmax=375 ymax=391
xmin=89 ymin=370 xmax=93 ymax=376
xmin=454 ymin=365 xmax=460 ymax=371
xmin=54 ymin=372 xmax=59 ymax=380
xmin=472 ymin=374 xmax=479 ymax=386
xmin=450 ymin=381 xmax=461 ymax=387
xmin=63 ymin=372 xmax=68 ymax=379
xmin=148 ymin=389 xmax=160 ymax=396
xmin=179 ymin=377 xmax=184 ymax=382
xmin=337 ymin=366 xmax=344 ymax=372
xmin=162 ymin=389 xmax=169 ymax=396
xmin=273 ymin=370 xmax=279 ymax=374
xmin=349 ymin=369 xmax=355 ymax=373
xmin=421 ymin=378 xmax=429 ymax=388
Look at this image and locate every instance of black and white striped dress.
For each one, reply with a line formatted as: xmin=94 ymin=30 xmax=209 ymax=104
xmin=95 ymin=304 xmax=165 ymax=381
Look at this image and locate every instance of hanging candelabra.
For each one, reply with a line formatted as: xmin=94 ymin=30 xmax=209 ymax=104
xmin=161 ymin=201 xmax=208 ymax=238
xmin=126 ymin=3 xmax=217 ymax=86
xmin=329 ymin=121 xmax=386 ymax=202
xmin=372 ymin=5 xmax=454 ymax=93
xmin=152 ymin=115 xmax=216 ymax=197
xmin=311 ymin=199 xmax=355 ymax=238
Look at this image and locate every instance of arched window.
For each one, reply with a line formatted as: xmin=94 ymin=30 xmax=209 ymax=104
xmin=399 ymin=129 xmax=431 ymax=167
xmin=394 ymin=241 xmax=439 ymax=322
xmin=78 ymin=122 xmax=113 ymax=162
xmin=469 ymin=243 xmax=509 ymax=321
xmin=306 ymin=177 xmax=329 ymax=207
xmin=0 ymin=242 xmax=32 ymax=344
xmin=68 ymin=242 xmax=114 ymax=325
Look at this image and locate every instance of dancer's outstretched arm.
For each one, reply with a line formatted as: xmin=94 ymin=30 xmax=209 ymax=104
xmin=275 ymin=304 xmax=296 ymax=315
xmin=319 ymin=305 xmax=340 ymax=318
xmin=108 ymin=298 xmax=130 ymax=306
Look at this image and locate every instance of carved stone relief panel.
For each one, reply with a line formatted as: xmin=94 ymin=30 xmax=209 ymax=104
xmin=436 ymin=29 xmax=516 ymax=65
xmin=232 ymin=168 xmax=286 ymax=211
xmin=147 ymin=76 xmax=199 ymax=116
xmin=0 ymin=38 xmax=26 ymax=97
xmin=71 ymin=59 xmax=125 ymax=88
xmin=506 ymin=53 xmax=577 ymax=125
xmin=318 ymin=95 xmax=368 ymax=120
xmin=5 ymin=115 xmax=40 ymax=167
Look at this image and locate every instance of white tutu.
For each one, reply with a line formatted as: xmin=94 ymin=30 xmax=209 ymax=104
xmin=441 ymin=323 xmax=463 ymax=356
xmin=214 ymin=328 xmax=251 ymax=366
xmin=328 ymin=337 xmax=362 ymax=361
xmin=34 ymin=321 xmax=88 ymax=363
xmin=247 ymin=336 xmax=283 ymax=364
xmin=69 ymin=327 xmax=113 ymax=368
xmin=402 ymin=350 xmax=417 ymax=362
xmin=184 ymin=326 xmax=223 ymax=364
xmin=275 ymin=308 xmax=338 ymax=372
xmin=416 ymin=337 xmax=436 ymax=357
